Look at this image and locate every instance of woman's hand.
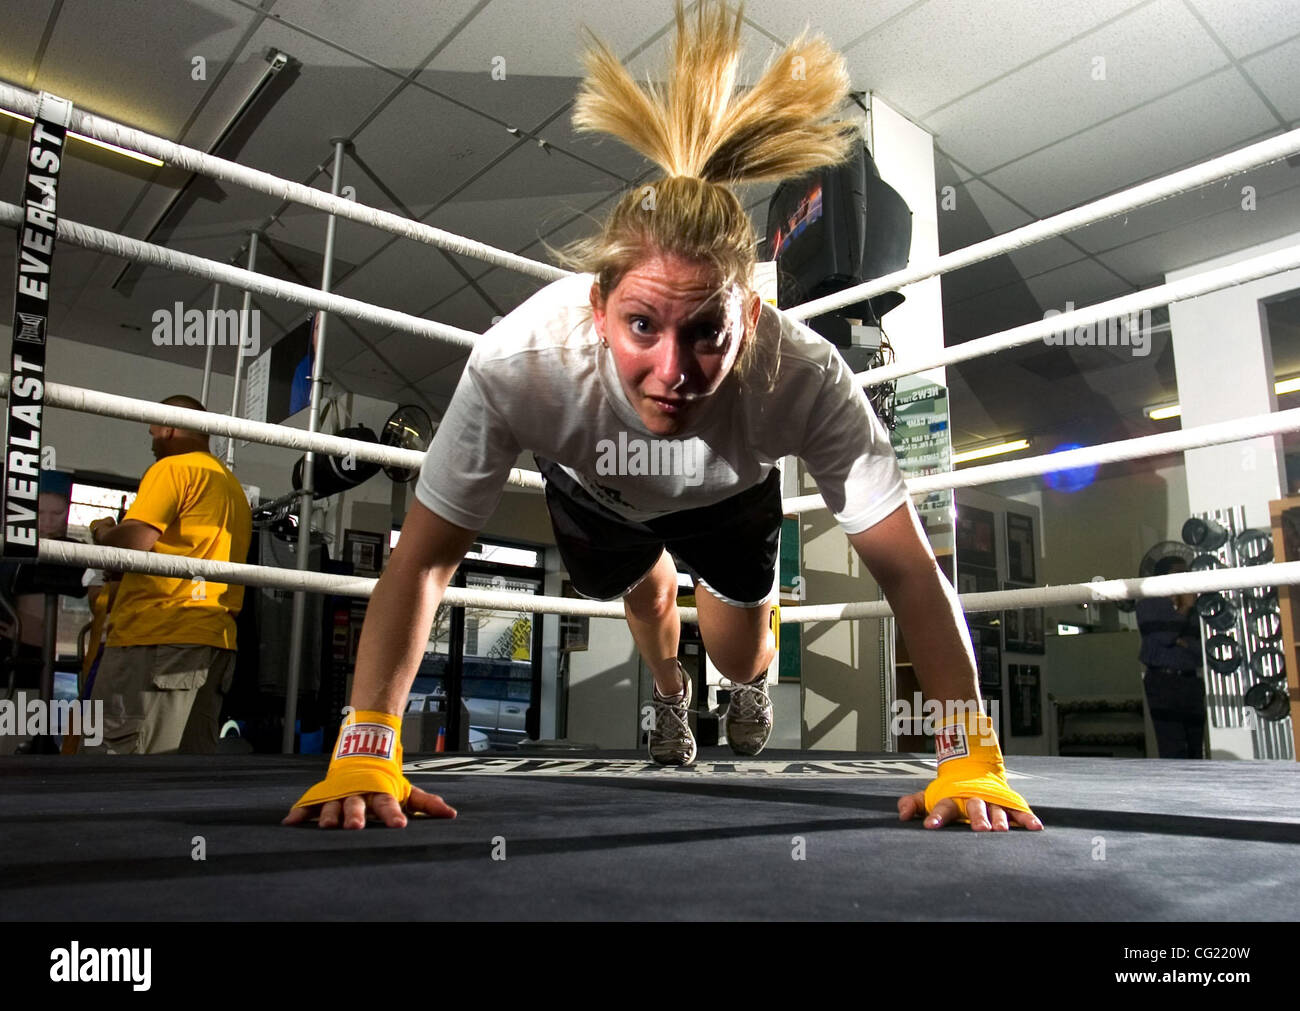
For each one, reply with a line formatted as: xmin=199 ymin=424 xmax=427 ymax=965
xmin=283 ymin=787 xmax=456 ymax=829
xmin=897 ymin=791 xmax=1043 ymax=831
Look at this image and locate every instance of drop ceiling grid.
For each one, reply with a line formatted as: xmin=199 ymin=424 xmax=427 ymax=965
xmin=1182 ymin=0 xmax=1300 ymax=58
xmin=1013 ymin=75 xmax=1277 ymax=217
xmin=838 ymin=0 xmax=1146 ymax=125
xmin=265 ymin=0 xmax=489 ymax=73
xmin=742 ymin=0 xmax=922 ymax=50
xmin=928 ymin=0 xmax=1229 ymax=177
xmin=426 ymin=0 xmax=677 ymax=76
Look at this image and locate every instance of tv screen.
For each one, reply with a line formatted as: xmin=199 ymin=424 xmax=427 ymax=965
xmin=764 ymin=143 xmax=912 ymax=322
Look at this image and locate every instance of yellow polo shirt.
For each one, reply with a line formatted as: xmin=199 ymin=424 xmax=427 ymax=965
xmin=108 ymin=452 xmax=253 ymax=651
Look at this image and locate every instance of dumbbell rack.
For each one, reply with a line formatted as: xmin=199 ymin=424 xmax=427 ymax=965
xmin=1192 ymin=506 xmax=1293 ymax=760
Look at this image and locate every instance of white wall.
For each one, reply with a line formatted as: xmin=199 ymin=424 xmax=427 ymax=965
xmin=954 ymin=487 xmax=1049 ymax=755
xmin=868 ymin=95 xmax=945 ymax=389
xmin=1167 ymin=230 xmax=1300 ymax=528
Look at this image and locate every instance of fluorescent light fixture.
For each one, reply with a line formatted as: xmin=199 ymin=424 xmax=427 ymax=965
xmin=1147 ymin=377 xmax=1300 ymax=421
xmin=1146 ymin=402 xmax=1182 ymax=421
xmin=952 ymin=439 xmax=1030 ymax=465
xmin=0 ymin=106 xmax=164 ymax=166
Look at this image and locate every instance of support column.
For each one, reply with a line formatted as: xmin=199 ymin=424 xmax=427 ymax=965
xmin=800 ymin=95 xmax=946 ymax=751
xmin=1167 ymin=229 xmax=1300 ymax=759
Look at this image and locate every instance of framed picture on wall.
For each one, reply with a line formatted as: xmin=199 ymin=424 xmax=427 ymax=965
xmin=1006 ymin=512 xmax=1036 ymax=583
xmin=975 ymin=626 xmax=1002 ymax=691
xmin=343 ymin=529 xmax=384 ymax=576
xmin=1003 ymin=580 xmax=1044 ymax=654
xmin=1010 ymin=663 xmax=1042 ymax=736
xmin=961 ymin=566 xmax=1001 ymax=629
xmin=955 ymin=505 xmax=997 ymax=570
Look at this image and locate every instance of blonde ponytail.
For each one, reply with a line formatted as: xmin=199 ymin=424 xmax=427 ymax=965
xmin=555 ymin=0 xmax=859 ymax=383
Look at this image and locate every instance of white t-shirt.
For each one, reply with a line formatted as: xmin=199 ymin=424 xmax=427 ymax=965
xmin=415 ymin=272 xmax=909 ymax=534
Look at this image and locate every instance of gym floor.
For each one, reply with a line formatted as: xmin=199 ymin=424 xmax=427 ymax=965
xmin=3 ymin=750 xmax=1298 ymax=921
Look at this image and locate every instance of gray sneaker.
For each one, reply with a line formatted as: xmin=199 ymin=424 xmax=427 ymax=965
xmin=648 ymin=662 xmax=697 ymax=766
xmin=725 ymin=674 xmax=773 ymax=756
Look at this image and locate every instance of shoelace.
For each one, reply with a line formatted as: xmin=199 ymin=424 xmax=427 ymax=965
xmin=726 ymin=680 xmax=771 ymax=722
xmin=652 ymin=692 xmax=692 ymax=740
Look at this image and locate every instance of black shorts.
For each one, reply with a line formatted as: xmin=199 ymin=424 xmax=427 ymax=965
xmin=536 ymin=457 xmax=781 ymax=606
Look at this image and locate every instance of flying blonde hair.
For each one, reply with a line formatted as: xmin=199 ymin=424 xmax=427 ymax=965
xmin=553 ymin=0 xmax=859 ymax=385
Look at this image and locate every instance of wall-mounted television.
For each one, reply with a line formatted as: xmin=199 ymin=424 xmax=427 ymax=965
xmin=764 ymin=143 xmax=912 ymax=324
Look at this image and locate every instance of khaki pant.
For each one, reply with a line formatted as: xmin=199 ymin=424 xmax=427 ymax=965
xmin=88 ymin=644 xmax=236 ymax=755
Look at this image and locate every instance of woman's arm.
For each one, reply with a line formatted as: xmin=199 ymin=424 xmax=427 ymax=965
xmin=847 ymin=501 xmax=1042 ymax=831
xmin=350 ymin=500 xmax=479 ymax=714
xmin=846 ymin=502 xmax=977 ymax=706
xmin=283 ymin=500 xmax=477 ymax=830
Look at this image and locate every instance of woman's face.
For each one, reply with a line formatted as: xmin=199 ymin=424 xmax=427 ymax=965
xmin=590 ymin=253 xmax=760 ymax=436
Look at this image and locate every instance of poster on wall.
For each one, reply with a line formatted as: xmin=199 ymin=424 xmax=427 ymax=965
xmin=955 ymin=505 xmax=997 ymax=570
xmin=1002 ymin=580 xmax=1045 ymax=654
xmin=975 ymin=626 xmax=1002 ymax=691
xmin=1006 ymin=512 xmax=1036 ymax=583
xmin=1010 ymin=663 xmax=1042 ymax=736
xmin=960 ymin=566 xmax=1001 ymax=629
xmin=890 ymin=376 xmax=954 ymax=555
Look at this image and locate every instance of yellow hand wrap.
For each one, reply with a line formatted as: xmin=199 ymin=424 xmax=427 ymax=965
xmin=293 ymin=710 xmax=412 ymax=810
xmin=924 ymin=710 xmax=1030 ymax=821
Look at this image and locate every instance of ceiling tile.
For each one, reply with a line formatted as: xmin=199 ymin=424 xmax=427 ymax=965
xmin=220 ymin=20 xmax=401 ymax=178
xmin=0 ymin=0 xmax=54 ymax=88
xmin=371 ymin=329 xmax=467 ymax=382
xmin=1093 ymin=177 xmax=1300 ymax=281
xmin=839 ymin=0 xmax=1144 ymax=119
xmin=928 ymin=0 xmax=1228 ymax=176
xmin=744 ymin=0 xmax=921 ymax=49
xmin=25 ymin=0 xmax=255 ymax=137
xmin=269 ymin=0 xmax=487 ymax=72
xmin=1071 ymin=152 xmax=1298 ymax=260
xmin=1240 ymin=36 xmax=1300 ymax=122
xmin=347 ymin=80 xmax=519 ymax=210
xmin=430 ymin=0 xmax=675 ymax=75
xmin=333 ymin=237 xmax=472 ymax=323
xmin=981 ymin=69 xmax=1277 ymax=219
xmin=1184 ymin=0 xmax=1300 ymax=58
xmin=1021 ymin=256 xmax=1132 ymax=312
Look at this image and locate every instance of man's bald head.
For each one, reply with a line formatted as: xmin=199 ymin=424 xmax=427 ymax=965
xmin=151 ymin=394 xmax=211 ymax=458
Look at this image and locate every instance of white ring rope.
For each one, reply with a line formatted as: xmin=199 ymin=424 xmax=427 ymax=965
xmin=0 ymin=81 xmax=568 ymax=283
xmin=39 ymin=540 xmax=666 ymax=620
xmin=854 ymin=243 xmax=1300 ymax=388
xmin=0 ymin=380 xmax=546 ymax=492
xmin=3 ymin=375 xmax=1292 ymax=511
xmin=784 ymin=563 xmax=1300 ymax=623
xmin=35 ymin=539 xmax=1296 ymax=625
xmin=0 ymin=202 xmax=479 ymax=350
xmin=793 ymin=126 xmax=1300 ymax=322
xmin=784 ymin=406 xmax=1300 ymax=514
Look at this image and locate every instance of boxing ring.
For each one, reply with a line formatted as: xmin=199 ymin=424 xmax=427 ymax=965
xmin=2 ymin=81 xmax=1300 ymax=924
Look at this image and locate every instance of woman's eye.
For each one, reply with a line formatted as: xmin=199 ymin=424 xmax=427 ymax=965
xmin=695 ymin=325 xmax=725 ymax=348
xmin=629 ymin=317 xmax=652 ymax=335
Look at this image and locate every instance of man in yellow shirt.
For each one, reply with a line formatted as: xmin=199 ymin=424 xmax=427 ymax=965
xmin=87 ymin=395 xmax=253 ymax=754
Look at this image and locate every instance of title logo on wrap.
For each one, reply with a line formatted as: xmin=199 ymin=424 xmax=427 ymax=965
xmin=934 ymin=723 xmax=970 ymax=764
xmin=335 ymin=722 xmax=395 ymax=761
